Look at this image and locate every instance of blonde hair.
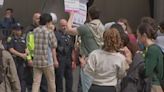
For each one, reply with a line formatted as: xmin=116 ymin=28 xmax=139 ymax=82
xmin=103 ymin=28 xmax=121 ymax=52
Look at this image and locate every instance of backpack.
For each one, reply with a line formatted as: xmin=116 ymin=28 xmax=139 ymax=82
xmin=0 ymin=48 xmax=5 ymax=84
xmin=120 ymin=53 xmax=151 ymax=92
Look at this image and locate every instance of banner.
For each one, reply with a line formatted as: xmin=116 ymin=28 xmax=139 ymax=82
xmin=0 ymin=0 xmax=4 ymax=6
xmin=64 ymin=0 xmax=79 ymax=12
xmin=65 ymin=0 xmax=88 ymax=26
xmin=73 ymin=3 xmax=87 ymax=26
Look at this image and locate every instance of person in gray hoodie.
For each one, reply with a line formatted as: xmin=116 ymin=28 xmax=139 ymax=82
xmin=66 ymin=6 xmax=105 ymax=92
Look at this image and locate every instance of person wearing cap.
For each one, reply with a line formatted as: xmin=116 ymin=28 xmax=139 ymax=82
xmin=8 ymin=23 xmax=27 ymax=92
xmin=50 ymin=12 xmax=57 ymax=24
xmin=25 ymin=12 xmax=48 ymax=92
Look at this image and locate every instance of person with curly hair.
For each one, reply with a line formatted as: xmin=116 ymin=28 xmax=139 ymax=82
xmin=83 ymin=28 xmax=130 ymax=92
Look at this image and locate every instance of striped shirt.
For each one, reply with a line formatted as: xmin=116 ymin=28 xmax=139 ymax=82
xmin=33 ymin=26 xmax=57 ymax=68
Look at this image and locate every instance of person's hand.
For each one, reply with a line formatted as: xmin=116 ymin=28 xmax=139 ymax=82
xmin=54 ymin=61 xmax=59 ymax=68
xmin=28 ymin=60 xmax=33 ymax=67
xmin=26 ymin=49 xmax=29 ymax=55
xmin=72 ymin=61 xmax=77 ymax=70
xmin=120 ymin=46 xmax=132 ymax=64
xmin=21 ymin=53 xmax=27 ymax=60
xmin=79 ymin=55 xmax=87 ymax=68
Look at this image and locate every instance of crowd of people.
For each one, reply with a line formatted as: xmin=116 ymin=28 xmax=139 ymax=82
xmin=0 ymin=6 xmax=164 ymax=92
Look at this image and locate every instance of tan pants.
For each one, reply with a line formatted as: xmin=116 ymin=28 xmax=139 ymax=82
xmin=151 ymin=85 xmax=163 ymax=92
xmin=32 ymin=66 xmax=56 ymax=92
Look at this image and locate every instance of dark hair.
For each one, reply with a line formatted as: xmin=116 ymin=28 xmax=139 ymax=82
xmin=111 ymin=23 xmax=124 ymax=33
xmin=138 ymin=23 xmax=157 ymax=39
xmin=118 ymin=18 xmax=133 ymax=34
xmin=141 ymin=17 xmax=159 ymax=31
xmin=6 ymin=8 xmax=13 ymax=13
xmin=39 ymin=13 xmax=52 ymax=25
xmin=111 ymin=24 xmax=129 ymax=47
xmin=88 ymin=6 xmax=100 ymax=19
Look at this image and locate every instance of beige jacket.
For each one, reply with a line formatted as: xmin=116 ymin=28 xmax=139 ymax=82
xmin=0 ymin=43 xmax=21 ymax=92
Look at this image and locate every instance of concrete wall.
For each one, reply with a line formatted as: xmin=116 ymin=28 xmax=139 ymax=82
xmin=154 ymin=0 xmax=164 ymax=23
xmin=0 ymin=0 xmax=150 ymax=30
xmin=92 ymin=0 xmax=150 ymax=30
xmin=0 ymin=0 xmax=42 ymax=26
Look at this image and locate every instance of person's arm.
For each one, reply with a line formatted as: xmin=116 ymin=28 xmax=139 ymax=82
xmin=26 ymin=32 xmax=33 ymax=60
xmin=117 ymin=57 xmax=128 ymax=79
xmin=5 ymin=51 xmax=21 ymax=92
xmin=49 ymin=31 xmax=59 ymax=68
xmin=9 ymin=48 xmax=27 ymax=59
xmin=26 ymin=48 xmax=33 ymax=66
xmin=8 ymin=39 xmax=27 ymax=59
xmin=66 ymin=12 xmax=79 ymax=36
xmin=120 ymin=46 xmax=132 ymax=64
xmin=52 ymin=48 xmax=59 ymax=68
xmin=26 ymin=32 xmax=34 ymax=66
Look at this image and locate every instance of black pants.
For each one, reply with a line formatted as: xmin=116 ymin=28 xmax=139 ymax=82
xmin=55 ymin=57 xmax=73 ymax=92
xmin=25 ymin=66 xmax=48 ymax=92
xmin=14 ymin=59 xmax=26 ymax=92
xmin=89 ymin=84 xmax=116 ymax=92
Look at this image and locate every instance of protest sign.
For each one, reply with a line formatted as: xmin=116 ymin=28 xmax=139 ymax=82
xmin=64 ymin=0 xmax=79 ymax=12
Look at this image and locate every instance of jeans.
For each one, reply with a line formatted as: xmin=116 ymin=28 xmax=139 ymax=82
xmin=80 ymin=69 xmax=93 ymax=92
xmin=32 ymin=66 xmax=56 ymax=92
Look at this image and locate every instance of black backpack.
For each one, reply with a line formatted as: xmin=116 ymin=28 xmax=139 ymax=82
xmin=120 ymin=53 xmax=151 ymax=92
xmin=0 ymin=48 xmax=5 ymax=84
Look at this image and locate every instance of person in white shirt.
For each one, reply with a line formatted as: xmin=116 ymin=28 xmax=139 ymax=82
xmin=83 ymin=28 xmax=130 ymax=92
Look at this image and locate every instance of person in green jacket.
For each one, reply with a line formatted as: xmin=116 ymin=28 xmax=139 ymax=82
xmin=26 ymin=31 xmax=34 ymax=65
xmin=25 ymin=12 xmax=49 ymax=92
xmin=137 ymin=23 xmax=164 ymax=92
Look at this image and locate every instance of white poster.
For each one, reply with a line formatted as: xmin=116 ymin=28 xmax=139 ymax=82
xmin=64 ymin=0 xmax=79 ymax=12
xmin=73 ymin=3 xmax=87 ymax=26
xmin=0 ymin=0 xmax=4 ymax=6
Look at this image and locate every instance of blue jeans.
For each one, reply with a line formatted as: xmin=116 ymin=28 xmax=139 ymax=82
xmin=80 ymin=69 xmax=93 ymax=92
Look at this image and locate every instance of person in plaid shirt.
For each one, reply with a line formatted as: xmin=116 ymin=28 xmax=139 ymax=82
xmin=32 ymin=13 xmax=58 ymax=92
